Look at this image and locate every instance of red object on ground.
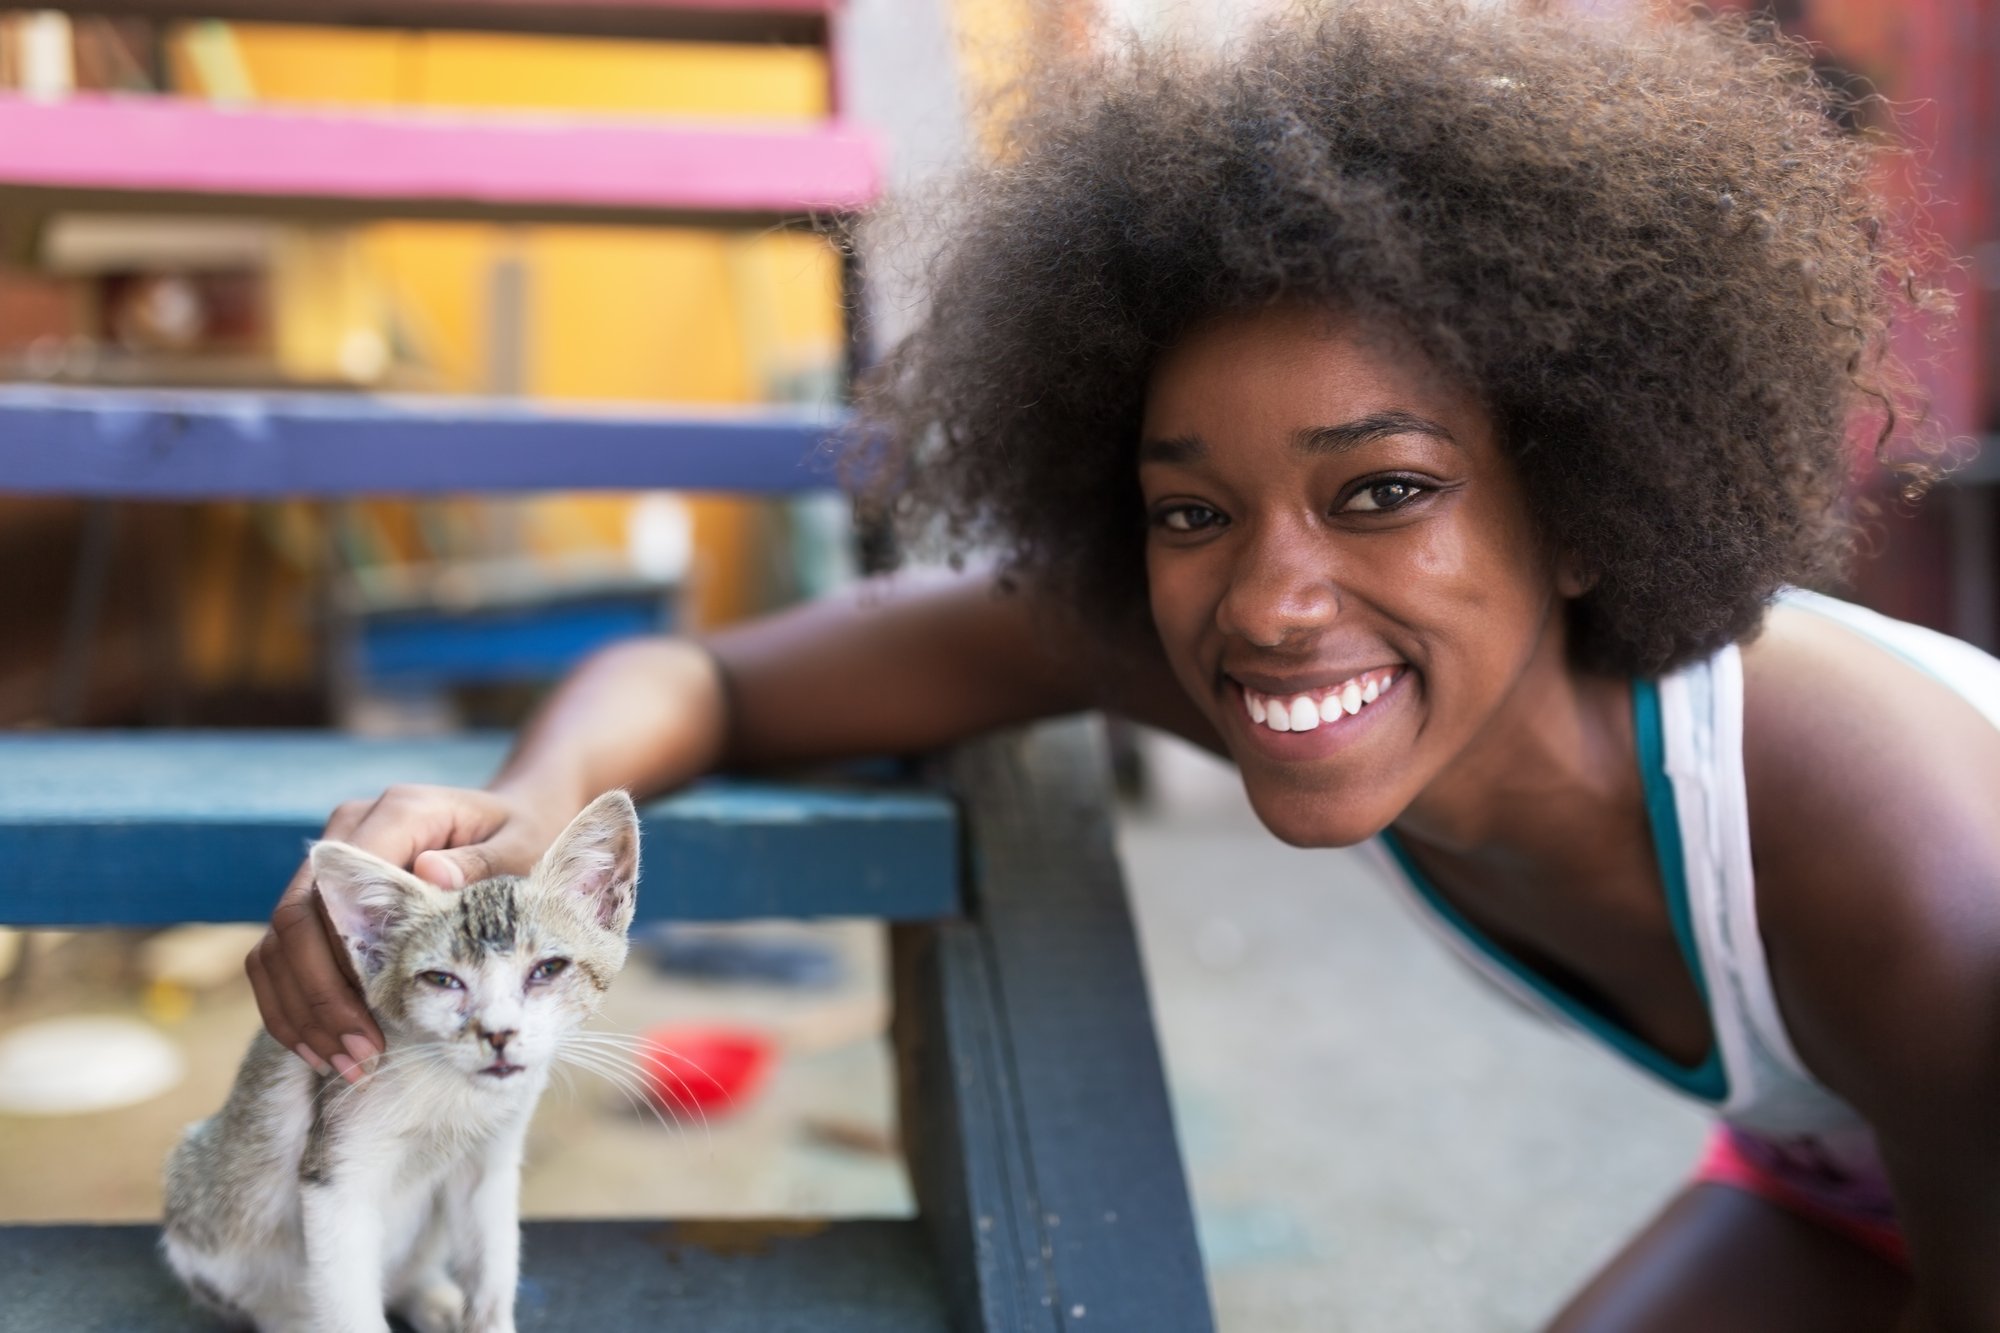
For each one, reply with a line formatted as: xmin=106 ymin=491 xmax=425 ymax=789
xmin=637 ymin=1026 xmax=774 ymax=1117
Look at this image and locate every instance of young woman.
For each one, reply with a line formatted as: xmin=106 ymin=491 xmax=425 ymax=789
xmin=249 ymin=5 xmax=2000 ymax=1327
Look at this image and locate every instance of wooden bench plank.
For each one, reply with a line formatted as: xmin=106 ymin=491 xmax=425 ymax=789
xmin=0 ymin=95 xmax=879 ymax=228
xmin=30 ymin=0 xmax=838 ymax=46
xmin=0 ymin=386 xmax=843 ymax=497
xmin=0 ymin=734 xmax=957 ymax=926
xmin=895 ymin=721 xmax=1215 ymax=1332
xmin=0 ymin=1219 xmax=949 ymax=1331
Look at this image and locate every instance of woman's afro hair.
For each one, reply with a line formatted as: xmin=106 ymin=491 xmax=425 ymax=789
xmin=854 ymin=0 xmax=1943 ymax=676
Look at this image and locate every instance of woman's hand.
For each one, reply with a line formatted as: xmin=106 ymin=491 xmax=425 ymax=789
xmin=245 ymin=784 xmax=567 ymax=1084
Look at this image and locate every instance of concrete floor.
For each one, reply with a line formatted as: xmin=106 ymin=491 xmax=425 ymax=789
xmin=0 ymin=735 xmax=1709 ymax=1331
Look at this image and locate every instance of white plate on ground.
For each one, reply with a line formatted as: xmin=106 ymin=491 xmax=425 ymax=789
xmin=0 ymin=1015 xmax=185 ymax=1115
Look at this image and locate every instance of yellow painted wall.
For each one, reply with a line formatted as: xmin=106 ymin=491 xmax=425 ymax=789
xmin=192 ymin=25 xmax=844 ymax=629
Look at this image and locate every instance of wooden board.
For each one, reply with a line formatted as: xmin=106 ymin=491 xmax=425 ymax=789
xmin=0 ymin=386 xmax=844 ymax=497
xmin=0 ymin=95 xmax=879 ymax=228
xmin=28 ymin=0 xmax=838 ymax=46
xmin=0 ymin=733 xmax=958 ymax=926
xmin=0 ymin=1219 xmax=949 ymax=1331
xmin=894 ymin=720 xmax=1216 ymax=1332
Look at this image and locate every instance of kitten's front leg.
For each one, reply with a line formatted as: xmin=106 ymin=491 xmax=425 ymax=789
xmin=454 ymin=1120 xmax=528 ymax=1333
xmin=301 ymin=1178 xmax=393 ymax=1333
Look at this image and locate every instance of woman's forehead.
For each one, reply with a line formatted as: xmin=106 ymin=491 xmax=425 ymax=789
xmin=1141 ymin=305 xmax=1489 ymax=454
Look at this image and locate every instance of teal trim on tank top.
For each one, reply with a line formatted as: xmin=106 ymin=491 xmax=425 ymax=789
xmin=1379 ymin=678 xmax=1730 ymax=1103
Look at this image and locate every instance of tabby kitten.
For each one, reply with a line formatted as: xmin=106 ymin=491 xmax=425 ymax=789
xmin=163 ymin=790 xmax=641 ymax=1333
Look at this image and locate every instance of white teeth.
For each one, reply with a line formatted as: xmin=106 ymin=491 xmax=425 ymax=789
xmin=1244 ymin=671 xmax=1396 ymax=735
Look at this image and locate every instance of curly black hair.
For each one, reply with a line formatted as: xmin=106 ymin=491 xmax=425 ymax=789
xmin=855 ymin=0 xmax=1945 ymax=676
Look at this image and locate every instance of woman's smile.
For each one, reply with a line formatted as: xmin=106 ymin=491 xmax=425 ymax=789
xmin=1226 ymin=664 xmax=1410 ymax=758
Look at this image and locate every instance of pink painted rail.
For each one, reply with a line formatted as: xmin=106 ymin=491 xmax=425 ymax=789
xmin=0 ymin=94 xmax=879 ymax=226
xmin=27 ymin=0 xmax=838 ymax=44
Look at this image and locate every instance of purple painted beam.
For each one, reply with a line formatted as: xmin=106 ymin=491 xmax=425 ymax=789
xmin=26 ymin=0 xmax=838 ymax=45
xmin=0 ymin=385 xmax=848 ymax=496
xmin=0 ymin=95 xmax=879 ymax=227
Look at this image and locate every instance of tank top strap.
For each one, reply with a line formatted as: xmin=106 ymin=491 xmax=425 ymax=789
xmin=1652 ymin=643 xmax=1829 ymax=1124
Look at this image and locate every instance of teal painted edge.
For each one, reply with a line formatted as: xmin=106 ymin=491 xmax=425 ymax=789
xmin=1629 ymin=679 xmax=1729 ymax=1101
xmin=1380 ymin=679 xmax=1728 ymax=1103
xmin=0 ymin=735 xmax=961 ymax=926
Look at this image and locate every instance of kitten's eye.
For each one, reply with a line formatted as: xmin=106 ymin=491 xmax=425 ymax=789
xmin=528 ymin=958 xmax=569 ymax=984
xmin=1154 ymin=503 xmax=1224 ymax=534
xmin=1341 ymin=479 xmax=1429 ymax=514
xmin=419 ymin=970 xmax=463 ymax=990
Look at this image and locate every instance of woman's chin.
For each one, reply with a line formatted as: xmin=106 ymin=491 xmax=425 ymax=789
xmin=1242 ymin=786 xmax=1389 ymax=850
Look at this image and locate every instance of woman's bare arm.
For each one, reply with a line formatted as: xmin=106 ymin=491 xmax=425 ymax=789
xmin=249 ymin=568 xmax=1209 ymax=1079
xmin=1745 ymin=614 xmax=2000 ymax=1329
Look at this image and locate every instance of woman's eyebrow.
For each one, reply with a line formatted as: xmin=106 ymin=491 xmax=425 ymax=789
xmin=1296 ymin=410 xmax=1458 ymax=453
xmin=1138 ymin=434 xmax=1205 ymax=464
xmin=1140 ymin=412 xmax=1457 ymax=464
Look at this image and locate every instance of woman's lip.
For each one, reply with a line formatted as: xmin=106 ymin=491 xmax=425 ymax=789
xmin=1227 ymin=664 xmax=1404 ymax=696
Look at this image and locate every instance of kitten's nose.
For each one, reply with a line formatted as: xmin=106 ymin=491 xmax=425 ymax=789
xmin=483 ymin=1028 xmax=517 ymax=1056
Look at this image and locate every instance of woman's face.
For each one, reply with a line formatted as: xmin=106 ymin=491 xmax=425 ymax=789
xmin=1139 ymin=304 xmax=1566 ymax=846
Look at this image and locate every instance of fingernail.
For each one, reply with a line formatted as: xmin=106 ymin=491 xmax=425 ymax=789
xmin=331 ymin=1052 xmax=360 ymax=1083
xmin=342 ymin=1034 xmax=379 ymax=1068
xmin=293 ymin=1043 xmax=334 ymax=1076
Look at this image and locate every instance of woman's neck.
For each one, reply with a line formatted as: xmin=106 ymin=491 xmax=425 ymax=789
xmin=1391 ymin=615 xmax=1639 ymax=873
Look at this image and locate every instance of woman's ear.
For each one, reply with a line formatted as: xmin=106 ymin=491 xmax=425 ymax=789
xmin=1556 ymin=554 xmax=1597 ymax=598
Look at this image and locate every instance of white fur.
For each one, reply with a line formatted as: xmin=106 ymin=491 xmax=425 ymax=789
xmin=167 ymin=1054 xmax=542 ymax=1332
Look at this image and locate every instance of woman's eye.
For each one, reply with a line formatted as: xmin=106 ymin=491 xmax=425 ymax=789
xmin=529 ymin=958 xmax=570 ymax=984
xmin=1156 ymin=504 xmax=1224 ymax=533
xmin=1342 ymin=480 xmax=1427 ymax=514
xmin=420 ymin=971 xmax=463 ymax=990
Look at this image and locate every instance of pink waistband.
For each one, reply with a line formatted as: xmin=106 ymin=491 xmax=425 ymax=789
xmin=1694 ymin=1127 xmax=1907 ymax=1269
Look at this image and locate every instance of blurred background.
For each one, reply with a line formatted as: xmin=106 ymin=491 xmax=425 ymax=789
xmin=0 ymin=1 xmax=1991 ymax=1329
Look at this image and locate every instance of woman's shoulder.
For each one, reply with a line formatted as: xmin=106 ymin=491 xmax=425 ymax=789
xmin=1738 ymin=599 xmax=2000 ymax=868
xmin=1737 ymin=600 xmax=2000 ymax=1107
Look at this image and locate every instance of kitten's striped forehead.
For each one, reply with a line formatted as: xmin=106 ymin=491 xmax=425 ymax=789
xmin=452 ymin=878 xmax=521 ymax=956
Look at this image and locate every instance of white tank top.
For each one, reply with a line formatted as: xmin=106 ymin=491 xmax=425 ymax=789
xmin=1370 ymin=591 xmax=2000 ymax=1224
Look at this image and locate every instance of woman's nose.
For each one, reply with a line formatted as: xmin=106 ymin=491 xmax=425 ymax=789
xmin=1216 ymin=528 xmax=1339 ymax=648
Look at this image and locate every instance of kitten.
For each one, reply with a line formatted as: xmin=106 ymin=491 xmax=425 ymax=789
xmin=163 ymin=791 xmax=641 ymax=1333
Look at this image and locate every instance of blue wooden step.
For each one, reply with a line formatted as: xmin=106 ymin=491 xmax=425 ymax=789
xmin=0 ymin=385 xmax=843 ymax=496
xmin=0 ymin=1219 xmax=950 ymax=1332
xmin=0 ymin=733 xmax=958 ymax=926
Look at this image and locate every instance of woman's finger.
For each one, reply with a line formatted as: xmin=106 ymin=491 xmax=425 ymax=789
xmin=270 ymin=881 xmax=383 ymax=1078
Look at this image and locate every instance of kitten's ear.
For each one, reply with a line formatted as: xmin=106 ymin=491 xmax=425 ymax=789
xmin=310 ymin=841 xmax=446 ymax=976
xmin=537 ymin=790 xmax=640 ymax=935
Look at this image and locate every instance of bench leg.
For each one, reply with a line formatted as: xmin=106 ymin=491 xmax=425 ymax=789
xmin=893 ymin=719 xmax=1215 ymax=1333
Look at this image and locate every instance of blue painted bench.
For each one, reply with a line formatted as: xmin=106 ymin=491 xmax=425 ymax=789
xmin=0 ymin=0 xmax=1216 ymax=1326
xmin=0 ymin=721 xmax=1214 ymax=1332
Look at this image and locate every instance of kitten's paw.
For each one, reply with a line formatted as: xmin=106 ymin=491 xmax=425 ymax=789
xmin=393 ymin=1278 xmax=466 ymax=1333
xmin=462 ymin=1298 xmax=516 ymax=1333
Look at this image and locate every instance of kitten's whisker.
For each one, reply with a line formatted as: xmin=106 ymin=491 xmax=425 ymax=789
xmin=564 ymin=1030 xmax=721 ymax=1141
xmin=554 ymin=1047 xmax=685 ymax=1139
xmin=322 ymin=1041 xmax=454 ymax=1114
xmin=557 ymin=1046 xmax=707 ymax=1149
